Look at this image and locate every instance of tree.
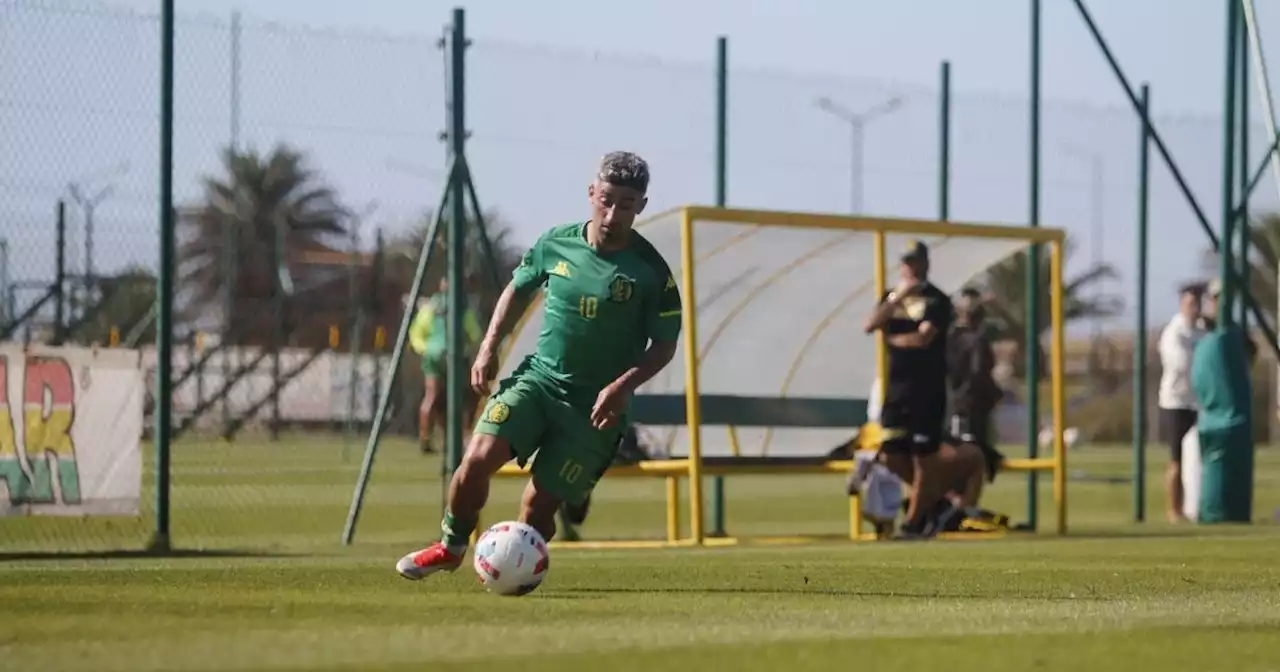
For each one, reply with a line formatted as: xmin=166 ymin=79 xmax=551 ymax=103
xmin=69 ymin=267 xmax=157 ymax=345
xmin=178 ymin=144 xmax=348 ymax=342
xmin=972 ymin=242 xmax=1124 ymax=378
xmin=384 ymin=208 xmax=525 ymax=314
xmin=1199 ymin=214 xmax=1280 ymax=328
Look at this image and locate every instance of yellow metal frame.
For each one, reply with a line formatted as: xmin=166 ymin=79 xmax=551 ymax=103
xmin=490 ymin=205 xmax=1068 ymax=549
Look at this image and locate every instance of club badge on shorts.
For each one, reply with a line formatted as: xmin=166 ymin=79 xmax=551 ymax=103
xmin=485 ymin=401 xmax=511 ymax=424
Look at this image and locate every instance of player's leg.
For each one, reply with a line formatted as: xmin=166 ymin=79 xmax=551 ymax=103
xmin=419 ymin=363 xmax=443 ymax=454
xmin=396 ymin=377 xmax=546 ymax=580
xmin=521 ymin=398 xmax=622 ymax=542
xmin=943 ymin=441 xmax=986 ymax=507
xmin=1163 ymin=408 xmax=1194 ymax=523
xmin=892 ymin=394 xmax=948 ymax=537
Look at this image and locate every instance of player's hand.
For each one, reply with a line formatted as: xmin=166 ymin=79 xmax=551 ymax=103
xmin=591 ymin=383 xmax=629 ymax=430
xmin=470 ymin=342 xmax=498 ymax=395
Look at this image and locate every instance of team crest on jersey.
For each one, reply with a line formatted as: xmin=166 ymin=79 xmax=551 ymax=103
xmin=608 ymin=275 xmax=635 ymax=303
xmin=902 ymin=297 xmax=928 ymax=320
xmin=485 ymin=401 xmax=511 ymax=424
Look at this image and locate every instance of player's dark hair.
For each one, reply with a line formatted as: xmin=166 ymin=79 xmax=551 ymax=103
xmin=1178 ymin=281 xmax=1205 ymax=298
xmin=598 ymin=151 xmax=650 ymax=193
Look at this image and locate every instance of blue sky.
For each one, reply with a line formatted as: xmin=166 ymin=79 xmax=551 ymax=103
xmin=4 ymin=0 xmax=1280 ymax=329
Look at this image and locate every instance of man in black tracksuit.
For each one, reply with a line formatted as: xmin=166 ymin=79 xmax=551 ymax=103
xmin=863 ymin=240 xmax=953 ymax=538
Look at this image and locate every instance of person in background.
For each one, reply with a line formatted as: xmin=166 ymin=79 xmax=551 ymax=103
xmin=1200 ymin=279 xmax=1258 ymax=358
xmin=1157 ymin=283 xmax=1207 ymax=523
xmin=408 ymin=277 xmax=484 ymax=454
xmin=947 ymin=288 xmax=1002 ymax=451
xmin=862 ymin=240 xmax=954 ymax=539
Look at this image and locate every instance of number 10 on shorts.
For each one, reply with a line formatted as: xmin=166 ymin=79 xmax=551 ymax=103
xmin=559 ymin=459 xmax=584 ymax=483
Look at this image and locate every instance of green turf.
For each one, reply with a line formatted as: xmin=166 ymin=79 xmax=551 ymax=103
xmin=2 ymin=436 xmax=1279 ymax=670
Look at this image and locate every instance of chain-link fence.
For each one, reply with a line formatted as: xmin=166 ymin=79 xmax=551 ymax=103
xmin=3 ymin=1 xmax=1275 ymax=552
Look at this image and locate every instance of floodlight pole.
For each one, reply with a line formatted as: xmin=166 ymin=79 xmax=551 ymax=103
xmin=814 ymin=95 xmax=904 ymax=214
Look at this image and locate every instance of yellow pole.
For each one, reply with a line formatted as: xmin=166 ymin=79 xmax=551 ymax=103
xmin=855 ymin=230 xmax=886 ymax=540
xmin=680 ymin=208 xmax=706 ymax=545
xmin=108 ymin=326 xmax=120 ymax=348
xmin=665 ymin=476 xmax=680 ymax=543
xmin=1049 ymin=239 xmax=1068 ymax=534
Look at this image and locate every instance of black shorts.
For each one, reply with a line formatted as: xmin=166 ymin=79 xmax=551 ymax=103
xmin=880 ymin=392 xmax=947 ymax=457
xmin=1161 ymin=408 xmax=1197 ymax=463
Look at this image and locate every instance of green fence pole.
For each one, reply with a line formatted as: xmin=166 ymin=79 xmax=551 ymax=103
xmin=1221 ymin=0 xmax=1239 ymax=328
xmin=939 ymin=61 xmax=951 ymax=221
xmin=343 ymin=163 xmax=455 ymax=545
xmin=445 ymin=7 xmax=468 ymax=484
xmin=1025 ymin=0 xmax=1042 ymax=530
xmin=1238 ymin=9 xmax=1250 ymax=329
xmin=709 ymin=36 xmax=728 ymax=538
xmin=1133 ymin=84 xmax=1151 ymax=523
xmin=151 ymin=0 xmax=176 ymax=553
xmin=54 ymin=201 xmax=66 ymax=345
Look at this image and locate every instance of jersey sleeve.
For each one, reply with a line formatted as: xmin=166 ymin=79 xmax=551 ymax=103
xmin=510 ymin=234 xmax=549 ymax=294
xmin=646 ymin=263 xmax=683 ymax=343
xmin=407 ymin=305 xmax=433 ymax=355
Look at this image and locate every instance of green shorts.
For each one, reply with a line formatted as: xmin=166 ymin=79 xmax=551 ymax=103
xmin=421 ymin=352 xmax=447 ymax=378
xmin=474 ymin=371 xmax=622 ymax=505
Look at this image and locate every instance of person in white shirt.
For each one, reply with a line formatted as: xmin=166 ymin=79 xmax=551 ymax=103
xmin=1157 ymin=283 xmax=1208 ymax=523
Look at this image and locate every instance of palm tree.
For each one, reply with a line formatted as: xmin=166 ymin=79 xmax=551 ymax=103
xmin=973 ymin=241 xmax=1124 ymax=378
xmin=70 ymin=266 xmax=157 ymax=345
xmin=1199 ymin=213 xmax=1280 ymax=328
xmin=178 ymin=144 xmax=348 ymax=343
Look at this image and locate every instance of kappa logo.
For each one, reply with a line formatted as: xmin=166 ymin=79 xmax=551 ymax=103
xmin=665 ymin=275 xmax=677 ymax=290
xmin=549 ymin=261 xmax=572 ymax=278
xmin=608 ymin=275 xmax=635 ymax=303
xmin=0 ymin=356 xmax=82 ymax=505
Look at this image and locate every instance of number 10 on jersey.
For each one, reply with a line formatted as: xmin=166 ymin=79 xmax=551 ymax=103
xmin=579 ymin=296 xmax=598 ymax=319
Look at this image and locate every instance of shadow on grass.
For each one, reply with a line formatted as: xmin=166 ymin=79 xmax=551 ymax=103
xmin=0 ymin=548 xmax=297 ymax=562
xmin=562 ymin=586 xmax=1111 ymax=601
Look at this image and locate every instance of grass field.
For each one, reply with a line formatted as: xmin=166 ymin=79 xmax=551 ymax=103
xmin=3 ymin=436 xmax=1280 ymax=671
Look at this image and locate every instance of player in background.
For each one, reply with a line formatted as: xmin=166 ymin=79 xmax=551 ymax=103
xmin=396 ymin=151 xmax=682 ymax=579
xmin=407 ymin=277 xmax=483 ymax=454
xmin=862 ymin=240 xmax=954 ymax=538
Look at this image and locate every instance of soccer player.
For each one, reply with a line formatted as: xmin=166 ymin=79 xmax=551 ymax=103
xmin=396 ymin=151 xmax=682 ymax=579
xmin=862 ymin=240 xmax=954 ymax=538
xmin=407 ymin=277 xmax=483 ymax=454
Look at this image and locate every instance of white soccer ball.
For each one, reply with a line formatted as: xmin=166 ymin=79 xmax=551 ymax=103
xmin=473 ymin=521 xmax=549 ymax=596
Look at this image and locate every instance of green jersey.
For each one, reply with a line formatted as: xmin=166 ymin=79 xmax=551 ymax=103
xmin=511 ymin=222 xmax=682 ymax=399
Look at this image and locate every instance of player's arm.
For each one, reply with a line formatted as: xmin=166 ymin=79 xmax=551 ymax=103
xmin=614 ymin=270 xmax=683 ymax=394
xmin=477 ymin=236 xmax=548 ymax=354
xmin=407 ymin=304 xmax=433 ymax=355
xmin=863 ymin=291 xmax=900 ymax=334
xmin=887 ymin=296 xmax=952 ymax=349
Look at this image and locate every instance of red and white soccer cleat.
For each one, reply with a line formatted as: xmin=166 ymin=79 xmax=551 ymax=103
xmin=395 ymin=543 xmax=463 ymax=580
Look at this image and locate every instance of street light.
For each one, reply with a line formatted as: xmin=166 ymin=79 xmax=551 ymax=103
xmin=67 ymin=160 xmax=130 ymax=307
xmin=814 ymin=95 xmax=905 ymax=214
